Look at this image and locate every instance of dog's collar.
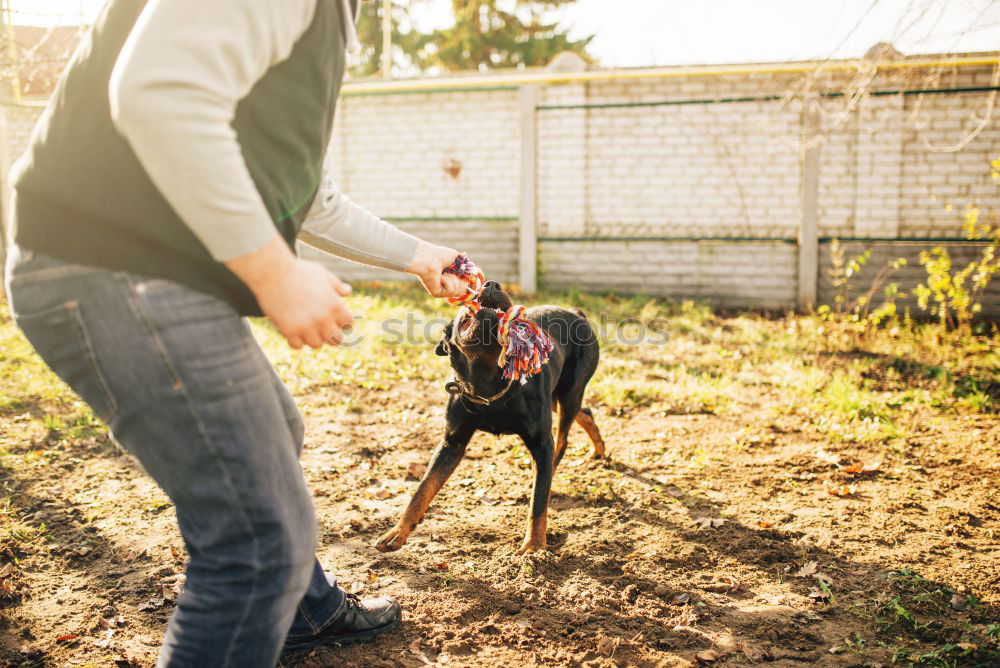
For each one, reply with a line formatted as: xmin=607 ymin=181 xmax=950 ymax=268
xmin=445 ymin=377 xmax=515 ymax=406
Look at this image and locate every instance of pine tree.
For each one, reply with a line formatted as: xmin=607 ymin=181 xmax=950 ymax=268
xmin=350 ymin=1 xmax=429 ymax=78
xmin=425 ymin=1 xmax=593 ymax=72
xmin=351 ymin=0 xmax=592 ymax=78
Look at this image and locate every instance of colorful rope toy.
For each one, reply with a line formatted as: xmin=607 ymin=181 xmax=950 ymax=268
xmin=443 ymin=254 xmax=554 ymax=384
xmin=443 ymin=254 xmax=484 ymax=315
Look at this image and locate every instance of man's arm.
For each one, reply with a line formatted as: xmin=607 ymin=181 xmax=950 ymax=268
xmin=299 ymin=176 xmax=466 ymax=298
xmin=298 ymin=175 xmax=420 ymax=272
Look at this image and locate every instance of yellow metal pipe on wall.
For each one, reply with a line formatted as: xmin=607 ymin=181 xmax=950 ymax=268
xmin=342 ymin=54 xmax=1000 ymax=96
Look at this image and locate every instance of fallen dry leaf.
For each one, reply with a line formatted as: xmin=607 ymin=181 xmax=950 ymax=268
xmin=0 ymin=563 xmax=14 ymax=579
xmin=756 ymin=520 xmax=774 ymax=529
xmin=814 ymin=449 xmax=841 ymax=466
xmin=98 ymin=615 xmax=126 ymax=630
xmin=94 ymin=628 xmax=115 ymax=649
xmin=596 ymin=635 xmax=621 ymax=658
xmin=842 ymin=460 xmax=881 ymax=474
xmin=827 ymin=484 xmax=858 ymax=497
xmin=808 ymin=588 xmax=832 ymax=602
xmin=671 ymin=592 xmax=691 ymax=605
xmin=159 ymin=582 xmax=181 ymax=602
xmin=137 ymin=597 xmax=165 ymax=612
xmin=405 ymin=462 xmax=426 ymax=481
xmin=367 ymin=486 xmax=394 ymax=500
xmin=404 ymin=638 xmax=434 ymax=665
xmin=696 ymin=649 xmax=720 ymax=663
xmin=348 ymin=581 xmax=365 ymax=594
xmin=738 ymin=641 xmax=766 ymax=662
xmin=795 ymin=561 xmax=818 ymax=577
xmin=56 ymin=634 xmax=80 ymax=644
xmin=956 ymin=642 xmax=978 ymax=651
xmin=514 ymin=617 xmax=544 ymax=633
xmin=705 ymin=575 xmax=741 ymax=593
xmin=693 ymin=517 xmax=726 ymax=529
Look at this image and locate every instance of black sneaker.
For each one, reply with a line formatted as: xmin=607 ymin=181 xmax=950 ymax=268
xmin=281 ymin=594 xmax=402 ymax=655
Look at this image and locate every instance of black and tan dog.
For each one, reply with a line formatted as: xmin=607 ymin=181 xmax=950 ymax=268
xmin=375 ymin=281 xmax=606 ymax=554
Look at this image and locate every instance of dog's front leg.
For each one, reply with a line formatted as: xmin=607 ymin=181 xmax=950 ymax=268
xmin=517 ymin=429 xmax=555 ymax=554
xmin=375 ymin=424 xmax=474 ymax=553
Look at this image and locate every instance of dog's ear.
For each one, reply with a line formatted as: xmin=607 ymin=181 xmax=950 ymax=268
xmin=435 ymin=321 xmax=454 ymax=356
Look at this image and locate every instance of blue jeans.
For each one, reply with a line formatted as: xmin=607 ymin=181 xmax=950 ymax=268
xmin=5 ymin=246 xmax=346 ymax=667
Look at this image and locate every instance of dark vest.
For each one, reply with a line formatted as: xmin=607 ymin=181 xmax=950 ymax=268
xmin=12 ymin=0 xmax=347 ymax=315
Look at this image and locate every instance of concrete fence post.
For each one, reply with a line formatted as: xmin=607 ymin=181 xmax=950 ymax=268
xmin=518 ymin=84 xmax=539 ymax=294
xmin=798 ymin=94 xmax=820 ymax=311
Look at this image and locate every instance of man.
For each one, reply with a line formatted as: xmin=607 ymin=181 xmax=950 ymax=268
xmin=4 ymin=0 xmax=467 ymax=665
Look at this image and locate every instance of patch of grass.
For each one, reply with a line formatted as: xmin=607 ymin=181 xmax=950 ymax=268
xmin=870 ymin=568 xmax=1000 ymax=667
xmin=0 ymin=303 xmax=72 ymax=413
xmin=817 ymin=371 xmax=894 ymax=421
xmin=144 ymin=499 xmax=173 ymax=515
xmin=0 ymin=492 xmax=46 ymax=562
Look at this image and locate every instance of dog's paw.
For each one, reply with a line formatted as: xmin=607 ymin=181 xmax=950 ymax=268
xmin=375 ymin=526 xmax=409 ymax=553
xmin=515 ymin=537 xmax=547 ymax=555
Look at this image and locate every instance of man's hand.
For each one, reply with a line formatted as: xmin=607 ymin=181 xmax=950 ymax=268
xmin=225 ymin=236 xmax=353 ymax=349
xmin=408 ymin=241 xmax=468 ymax=299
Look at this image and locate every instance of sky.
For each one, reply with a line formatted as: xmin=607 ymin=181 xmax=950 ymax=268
xmin=12 ymin=0 xmax=1000 ymax=67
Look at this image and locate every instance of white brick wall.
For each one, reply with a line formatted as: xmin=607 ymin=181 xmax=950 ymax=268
xmin=852 ymin=94 xmax=905 ymax=237
xmin=899 ymin=90 xmax=1000 ymax=238
xmin=540 ymin=240 xmax=797 ymax=308
xmin=328 ymin=90 xmax=520 ymax=219
xmin=537 ymin=83 xmax=587 ymax=236
xmin=539 ymin=100 xmax=801 ymax=239
xmin=815 ymin=80 xmax=999 ymax=242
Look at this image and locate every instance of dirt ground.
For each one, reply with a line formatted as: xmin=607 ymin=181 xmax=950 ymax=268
xmin=1 ymin=292 xmax=998 ymax=667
